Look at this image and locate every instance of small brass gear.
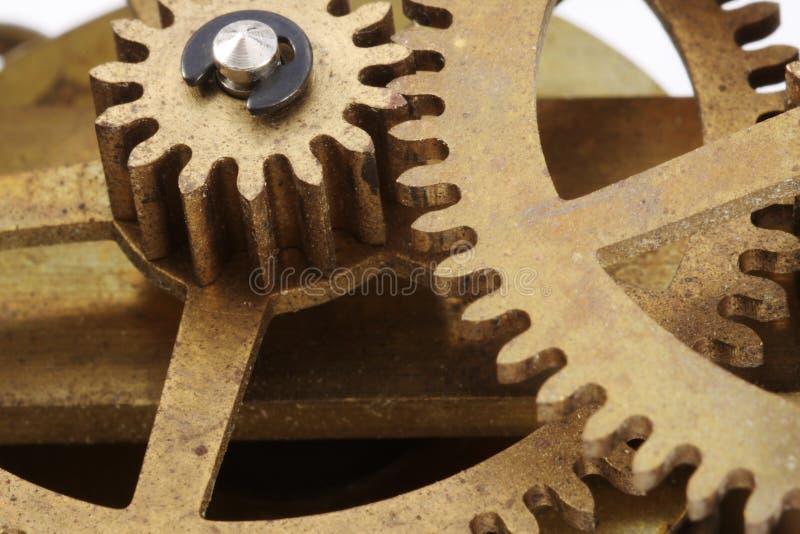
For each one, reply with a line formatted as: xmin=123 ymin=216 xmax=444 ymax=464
xmin=91 ymin=0 xmax=412 ymax=285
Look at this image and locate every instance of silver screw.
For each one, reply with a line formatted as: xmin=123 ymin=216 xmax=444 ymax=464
xmin=212 ymin=19 xmax=280 ymax=98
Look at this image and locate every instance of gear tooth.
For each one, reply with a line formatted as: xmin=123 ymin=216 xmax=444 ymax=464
xmin=388 ymin=71 xmax=442 ymax=94
xmin=128 ymin=146 xmax=187 ymax=260
xmin=763 ymin=249 xmax=800 ymax=273
xmin=391 ymin=116 xmax=446 ymax=142
xmin=410 ymin=204 xmax=474 ymax=253
xmin=788 ymin=61 xmax=800 ymax=105
xmin=357 ymin=43 xmax=414 ymax=87
xmin=238 ymin=158 xmax=278 ymax=282
xmin=312 ymin=133 xmax=387 ymax=246
xmin=718 ymin=279 xmax=789 ymax=322
xmin=746 ymin=45 xmax=799 ymax=89
xmin=459 ymin=294 xmax=529 ymax=344
xmin=744 ymin=485 xmax=782 ymax=533
xmin=686 ymin=462 xmax=724 ymax=521
xmin=592 ymin=443 xmax=640 ymax=496
xmin=631 ymin=434 xmax=678 ymax=491
xmin=128 ymin=130 xmax=176 ymax=169
xmin=90 ymin=63 xmax=145 ymax=116
xmin=525 ymin=479 xmax=596 ymax=532
xmin=499 ymin=334 xmax=567 ymax=386
xmin=178 ymin=153 xmax=214 ymax=196
xmin=720 ymin=293 xmax=790 ymax=322
xmin=284 ymin=147 xmax=337 ymax=272
xmin=344 ymin=1 xmax=392 ymax=33
xmin=745 ymin=45 xmax=799 ymax=71
xmin=90 ymin=61 xmax=144 ymax=85
xmin=583 ymin=406 xmax=650 ymax=459
xmin=96 ymin=101 xmax=146 ymax=129
xmin=359 ymin=42 xmax=412 ymax=68
xmin=111 ymin=18 xmax=157 ymax=46
xmin=692 ymin=323 xmax=765 ymax=368
xmin=336 ymin=124 xmax=374 ymax=155
xmin=397 ymin=176 xmax=459 ymax=210
xmin=180 ymin=156 xmax=223 ymax=285
xmin=582 ymin=405 xmax=625 ymax=453
xmin=537 ymin=367 xmax=599 ymax=419
xmin=355 ymin=86 xmax=407 ymax=110
xmin=726 ymin=1 xmax=781 ymax=45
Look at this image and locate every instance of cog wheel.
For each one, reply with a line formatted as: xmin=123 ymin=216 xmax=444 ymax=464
xmin=91 ymin=0 xmax=412 ymax=285
xmin=391 ymin=0 xmax=800 ymax=530
xmin=648 ymin=0 xmax=798 ymax=140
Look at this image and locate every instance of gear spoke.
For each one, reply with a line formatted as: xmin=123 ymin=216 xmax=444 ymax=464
xmin=130 ymin=283 xmax=270 ymax=517
xmin=0 ymin=161 xmax=113 ymax=251
xmin=586 ymin=108 xmax=800 ymax=262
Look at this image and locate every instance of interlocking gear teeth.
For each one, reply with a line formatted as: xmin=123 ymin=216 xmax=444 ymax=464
xmin=463 ymin=410 xmax=641 ymax=534
xmin=91 ymin=0 xmax=415 ymax=285
xmin=745 ymin=45 xmax=799 ymax=88
xmin=394 ymin=1 xmax=800 ymax=529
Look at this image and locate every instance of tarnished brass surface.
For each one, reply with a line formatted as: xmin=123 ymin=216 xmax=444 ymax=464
xmin=2 ymin=0 xmax=800 ymax=532
xmin=0 ymin=97 xmax=703 ymax=445
xmin=0 ymin=162 xmax=112 ymax=250
xmin=392 ymin=0 xmax=800 ymax=530
xmin=649 ymin=0 xmax=797 ymax=140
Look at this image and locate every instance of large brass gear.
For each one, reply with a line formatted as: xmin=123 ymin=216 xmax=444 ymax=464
xmin=2 ymin=0 xmax=800 ymax=532
xmin=392 ymin=0 xmax=800 ymax=530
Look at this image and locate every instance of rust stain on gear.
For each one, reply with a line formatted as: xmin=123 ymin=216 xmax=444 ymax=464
xmin=91 ymin=0 xmax=412 ymax=285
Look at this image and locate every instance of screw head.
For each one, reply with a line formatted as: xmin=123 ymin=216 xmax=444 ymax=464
xmin=212 ymin=19 xmax=280 ymax=97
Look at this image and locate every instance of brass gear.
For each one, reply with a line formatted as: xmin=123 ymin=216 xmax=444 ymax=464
xmin=610 ymin=1 xmax=800 ymax=370
xmin=2 ymin=0 xmax=800 ymax=532
xmin=391 ymin=0 xmax=800 ymax=530
xmin=91 ymin=0 xmax=412 ymax=285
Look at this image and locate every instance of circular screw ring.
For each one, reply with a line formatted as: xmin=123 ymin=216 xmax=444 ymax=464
xmin=182 ymin=10 xmax=313 ymax=116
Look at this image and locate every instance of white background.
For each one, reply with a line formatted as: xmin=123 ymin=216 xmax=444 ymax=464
xmin=1 ymin=0 xmax=798 ymax=96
